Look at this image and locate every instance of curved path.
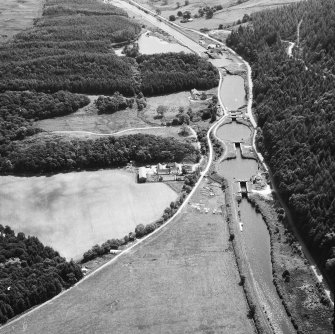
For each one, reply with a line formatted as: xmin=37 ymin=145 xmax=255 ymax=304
xmin=53 ymin=126 xmax=165 ymax=136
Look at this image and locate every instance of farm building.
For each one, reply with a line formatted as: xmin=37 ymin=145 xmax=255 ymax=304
xmin=138 ymin=167 xmax=147 ymax=183
xmin=183 ymin=164 xmax=194 ymax=174
xmin=157 ymin=163 xmax=170 ymax=175
xmin=191 ymin=88 xmax=201 ymax=100
xmin=167 ymin=162 xmax=182 ymax=175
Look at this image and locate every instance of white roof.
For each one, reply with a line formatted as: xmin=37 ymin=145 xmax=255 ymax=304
xmin=138 ymin=167 xmax=147 ymax=178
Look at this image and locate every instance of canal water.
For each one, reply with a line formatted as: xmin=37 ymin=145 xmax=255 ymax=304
xmin=220 ymin=75 xmax=246 ymax=111
xmin=217 ymin=72 xmax=295 ymax=333
xmin=137 ymin=32 xmax=191 ymax=54
xmin=216 ymin=121 xmax=251 ymax=143
xmin=114 ymin=32 xmax=191 ymax=56
xmin=217 ymin=120 xmax=295 ymax=334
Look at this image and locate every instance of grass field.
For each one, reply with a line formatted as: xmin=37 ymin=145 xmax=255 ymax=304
xmin=52 ymin=125 xmax=199 ymax=148
xmin=136 ymin=0 xmax=302 ymax=30
xmin=184 ymin=0 xmax=303 ymax=30
xmin=1 ymin=178 xmax=254 ymax=334
xmin=141 ymin=89 xmax=216 ymax=125
xmin=0 ymin=0 xmax=43 ymax=42
xmin=36 ymin=95 xmax=150 ymax=134
xmin=0 ymin=170 xmax=177 ymax=260
xmin=36 ymin=91 xmax=215 ymax=133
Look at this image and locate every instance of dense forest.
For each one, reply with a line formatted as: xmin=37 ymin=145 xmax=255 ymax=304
xmin=0 ymin=0 xmax=218 ymax=95
xmin=0 ymin=90 xmax=89 ymax=147
xmin=0 ymin=225 xmax=83 ymax=324
xmin=137 ymin=53 xmax=219 ymax=95
xmin=227 ymin=0 xmax=335 ymax=288
xmin=0 ymin=134 xmax=198 ymax=174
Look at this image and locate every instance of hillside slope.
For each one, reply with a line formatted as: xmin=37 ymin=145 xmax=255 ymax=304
xmin=227 ymin=0 xmax=335 ymax=290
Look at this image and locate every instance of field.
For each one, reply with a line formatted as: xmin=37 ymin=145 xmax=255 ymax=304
xmin=36 ymin=91 xmax=215 ymax=133
xmin=136 ymin=0 xmax=303 ymax=30
xmin=141 ymin=89 xmax=216 ymax=125
xmin=1 ymin=178 xmax=254 ymax=334
xmin=0 ymin=170 xmax=177 ymax=260
xmin=0 ymin=0 xmax=43 ymax=42
xmin=35 ymin=95 xmax=149 ymax=134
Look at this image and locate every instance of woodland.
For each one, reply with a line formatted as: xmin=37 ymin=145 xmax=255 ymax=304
xmin=227 ymin=0 xmax=335 ymax=287
xmin=0 ymin=0 xmax=218 ymax=95
xmin=1 ymin=134 xmax=198 ymax=174
xmin=0 ymin=225 xmax=83 ymax=324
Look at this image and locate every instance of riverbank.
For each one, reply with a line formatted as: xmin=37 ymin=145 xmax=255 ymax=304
xmin=248 ymin=194 xmax=333 ymax=333
xmin=223 ymin=180 xmax=273 ymax=334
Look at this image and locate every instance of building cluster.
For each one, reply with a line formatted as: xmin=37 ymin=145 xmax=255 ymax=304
xmin=138 ymin=162 xmax=195 ymax=183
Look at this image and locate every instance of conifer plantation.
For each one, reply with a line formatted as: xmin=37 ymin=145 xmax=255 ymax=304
xmin=227 ymin=0 xmax=335 ymax=287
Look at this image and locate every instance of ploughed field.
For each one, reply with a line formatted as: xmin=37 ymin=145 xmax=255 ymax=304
xmin=1 ymin=179 xmax=254 ymax=334
xmin=0 ymin=170 xmax=177 ymax=260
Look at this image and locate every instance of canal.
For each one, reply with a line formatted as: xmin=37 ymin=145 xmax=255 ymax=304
xmin=217 ymin=73 xmax=296 ymax=333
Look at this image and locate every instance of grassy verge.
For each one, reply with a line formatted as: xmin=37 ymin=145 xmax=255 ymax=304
xmin=248 ymin=194 xmax=333 ymax=333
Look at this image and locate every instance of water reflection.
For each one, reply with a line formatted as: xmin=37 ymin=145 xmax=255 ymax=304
xmin=220 ymin=75 xmax=246 ymax=111
xmin=239 ymin=199 xmax=295 ymax=334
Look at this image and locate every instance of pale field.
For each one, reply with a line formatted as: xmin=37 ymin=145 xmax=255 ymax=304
xmin=0 ymin=0 xmax=44 ymax=42
xmin=50 ymin=126 xmax=199 ymax=149
xmin=0 ymin=170 xmax=177 ymax=260
xmin=1 ymin=178 xmax=254 ymax=334
xmin=184 ymin=0 xmax=303 ymax=30
xmin=137 ymin=0 xmax=302 ymax=30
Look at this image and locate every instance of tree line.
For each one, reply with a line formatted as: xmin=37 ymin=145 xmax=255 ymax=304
xmin=0 ymin=225 xmax=83 ymax=324
xmin=0 ymin=91 xmax=89 ymax=146
xmin=0 ymin=134 xmax=199 ymax=174
xmin=227 ymin=0 xmax=335 ymax=289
